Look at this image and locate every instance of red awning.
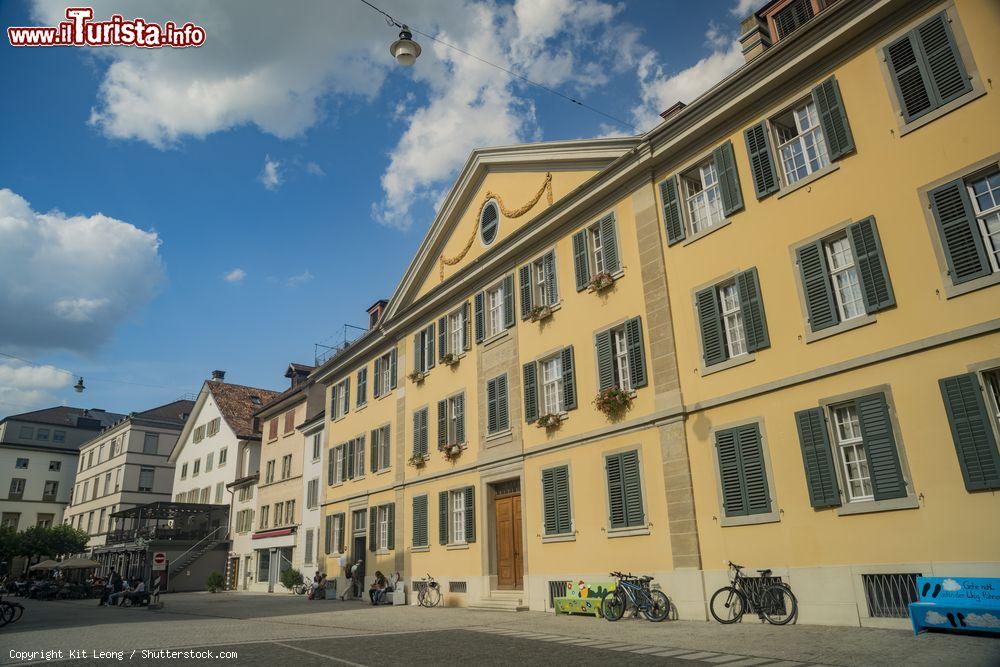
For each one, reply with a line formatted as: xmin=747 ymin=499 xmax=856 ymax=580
xmin=252 ymin=528 xmax=293 ymax=540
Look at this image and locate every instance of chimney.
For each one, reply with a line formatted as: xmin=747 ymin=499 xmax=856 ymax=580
xmin=659 ymin=102 xmax=686 ymax=122
xmin=366 ymin=299 xmax=388 ymax=330
xmin=739 ymin=13 xmax=771 ymax=62
xmin=210 ymin=370 xmax=226 ymax=382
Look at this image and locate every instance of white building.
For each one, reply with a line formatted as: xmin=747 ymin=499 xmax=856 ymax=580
xmin=298 ymin=398 xmax=325 ymax=578
xmin=167 ymin=371 xmax=278 ymax=590
xmin=64 ymin=399 xmax=193 ymax=548
xmin=1 ymin=406 xmax=122 ymax=532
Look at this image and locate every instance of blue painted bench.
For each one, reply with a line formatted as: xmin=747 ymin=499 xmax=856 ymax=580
xmin=908 ymin=576 xmax=1000 ymax=636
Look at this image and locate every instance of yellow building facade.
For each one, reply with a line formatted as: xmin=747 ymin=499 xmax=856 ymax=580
xmin=315 ymin=0 xmax=1000 ymax=626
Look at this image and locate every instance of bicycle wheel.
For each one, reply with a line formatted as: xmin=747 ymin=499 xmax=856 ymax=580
xmin=601 ymin=590 xmax=625 ymax=622
xmin=709 ymin=586 xmax=746 ymax=624
xmin=760 ymin=585 xmax=797 ymax=625
xmin=643 ymin=590 xmax=671 ymax=622
xmin=422 ymin=584 xmax=441 ymax=608
xmin=0 ymin=602 xmax=13 ymax=627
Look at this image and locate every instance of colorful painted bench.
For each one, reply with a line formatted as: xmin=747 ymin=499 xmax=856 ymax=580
xmin=908 ymin=576 xmax=1000 ymax=636
xmin=553 ymin=580 xmax=615 ymax=617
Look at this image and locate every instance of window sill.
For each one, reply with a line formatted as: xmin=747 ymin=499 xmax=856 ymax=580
xmin=719 ymin=510 xmax=780 ymax=527
xmin=942 ymin=271 xmax=1000 ymax=300
xmin=355 ymin=402 xmax=368 ymax=412
xmin=836 ymin=494 xmax=919 ymax=516
xmin=411 ymin=545 xmax=430 ymax=553
xmin=485 ymin=429 xmax=512 ymax=444
xmin=897 ymin=89 xmax=985 ymax=138
xmin=482 ymin=329 xmax=510 ymax=349
xmin=446 ymin=542 xmax=470 ymax=551
xmin=776 ymin=162 xmax=840 ymax=199
xmin=606 ymin=525 xmax=650 ymax=538
xmin=701 ymin=353 xmax=756 ymax=377
xmin=375 ymin=468 xmax=391 ymax=476
xmin=681 ymin=218 xmax=733 ymax=246
xmin=541 ymin=532 xmax=576 ymax=543
xmin=376 ymin=548 xmax=390 ymax=556
xmin=804 ymin=313 xmax=876 ymax=343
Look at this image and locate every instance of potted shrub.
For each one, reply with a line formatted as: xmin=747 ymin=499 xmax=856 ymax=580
xmin=441 ymin=352 xmax=458 ymax=366
xmin=206 ymin=571 xmax=225 ymax=593
xmin=407 ymin=370 xmax=426 ymax=383
xmin=408 ymin=453 xmax=427 ymax=468
xmin=528 ymin=305 xmax=553 ymax=322
xmin=280 ymin=567 xmax=303 ymax=593
xmin=440 ymin=444 xmax=462 ymax=461
xmin=535 ymin=413 xmax=562 ymax=429
xmin=587 ymin=271 xmax=615 ymax=293
xmin=594 ymin=387 xmax=633 ymax=420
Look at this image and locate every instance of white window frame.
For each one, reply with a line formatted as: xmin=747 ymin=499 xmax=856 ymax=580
xmin=968 ymin=170 xmax=1000 ymax=273
xmin=138 ymin=467 xmax=154 ymax=493
xmin=377 ymin=505 xmax=389 ymax=551
xmin=773 ymin=100 xmax=830 ymax=186
xmin=9 ymin=478 xmax=26 ymax=495
xmin=307 ymin=478 xmax=318 ymax=509
xmin=831 ymin=403 xmax=874 ymax=503
xmin=982 ymin=369 xmax=1000 ymax=432
xmin=717 ymin=280 xmax=748 ymax=359
xmin=823 ymin=233 xmax=866 ymax=322
xmin=486 ymin=283 xmax=504 ymax=338
xmin=447 ymin=395 xmax=464 ymax=446
xmin=331 ymin=514 xmax=343 ymax=554
xmin=612 ymin=327 xmax=632 ymax=392
xmin=681 ymin=159 xmax=724 ymax=234
xmin=48 ymin=460 xmax=60 ymax=471
xmin=540 ymin=355 xmax=564 ymax=415
xmin=311 ymin=433 xmax=322 ymax=461
xmin=281 ymin=454 xmax=291 ymax=479
xmin=588 ymin=224 xmax=605 ymax=275
xmin=43 ymin=480 xmax=58 ymax=497
xmin=219 ymin=448 xmax=228 ymax=466
xmin=378 ymin=352 xmax=393 ymax=394
xmin=374 ymin=425 xmax=391 ymax=472
xmin=450 ymin=489 xmax=466 ymax=545
xmin=333 ymin=446 xmax=345 ymax=485
xmin=447 ymin=307 xmax=463 ymax=355
xmin=206 ymin=452 xmax=214 ymax=472
xmin=532 ymin=257 xmax=549 ymax=307
xmin=15 ymin=458 xmax=28 ymax=469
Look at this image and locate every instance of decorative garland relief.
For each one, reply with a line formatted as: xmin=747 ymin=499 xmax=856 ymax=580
xmin=438 ymin=171 xmax=553 ymax=281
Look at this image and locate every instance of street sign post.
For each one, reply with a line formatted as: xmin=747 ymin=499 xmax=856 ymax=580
xmin=152 ymin=551 xmax=167 ymax=571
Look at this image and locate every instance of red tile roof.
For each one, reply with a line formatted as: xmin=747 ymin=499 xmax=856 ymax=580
xmin=206 ymin=382 xmax=280 ymax=440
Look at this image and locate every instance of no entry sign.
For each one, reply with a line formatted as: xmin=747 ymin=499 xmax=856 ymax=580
xmin=152 ymin=551 xmax=167 ymax=571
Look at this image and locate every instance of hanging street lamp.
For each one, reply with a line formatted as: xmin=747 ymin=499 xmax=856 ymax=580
xmin=389 ymin=25 xmax=421 ymax=67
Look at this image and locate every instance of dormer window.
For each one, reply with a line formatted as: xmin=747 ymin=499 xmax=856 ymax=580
xmin=250 ymin=396 xmax=262 ymax=406
xmin=480 ymin=201 xmax=499 ymax=246
xmin=772 ymin=0 xmax=814 ymax=41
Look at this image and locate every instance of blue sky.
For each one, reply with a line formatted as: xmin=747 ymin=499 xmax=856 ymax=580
xmin=0 ymin=0 xmax=753 ymax=418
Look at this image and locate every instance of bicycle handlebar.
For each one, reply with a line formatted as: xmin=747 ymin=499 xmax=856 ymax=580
xmin=728 ymin=561 xmax=744 ymax=570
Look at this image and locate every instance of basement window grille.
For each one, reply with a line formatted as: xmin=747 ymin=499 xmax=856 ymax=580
xmin=448 ymin=581 xmax=467 ymax=594
xmin=863 ymin=573 xmax=920 ymax=618
xmin=742 ymin=574 xmax=784 ymax=602
xmin=548 ymin=580 xmax=569 ymax=609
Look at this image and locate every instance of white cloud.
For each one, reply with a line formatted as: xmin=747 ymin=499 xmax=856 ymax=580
xmin=0 ymin=188 xmax=165 ymax=353
xmin=259 ymin=155 xmax=282 ymax=190
xmin=942 ymin=578 xmax=962 ymax=592
xmin=730 ymin=0 xmax=759 ymax=17
xmin=304 ymin=162 xmax=325 ymax=177
xmin=630 ymin=29 xmax=744 ymax=131
xmin=966 ymin=613 xmax=1000 ymax=629
xmin=0 ymin=360 xmax=73 ymax=417
xmin=286 ymin=271 xmax=313 ymax=287
xmin=223 ymin=268 xmax=246 ymax=283
xmin=924 ymin=611 xmax=948 ymax=626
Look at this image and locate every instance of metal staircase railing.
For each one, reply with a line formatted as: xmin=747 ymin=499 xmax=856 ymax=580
xmin=168 ymin=526 xmax=225 ymax=576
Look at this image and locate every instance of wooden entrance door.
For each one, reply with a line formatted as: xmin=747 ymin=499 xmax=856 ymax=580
xmin=495 ymin=494 xmax=523 ymax=589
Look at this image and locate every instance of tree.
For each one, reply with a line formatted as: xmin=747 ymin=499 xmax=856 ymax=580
xmin=14 ymin=524 xmax=88 ymax=560
xmin=280 ymin=567 xmax=303 ymax=592
xmin=0 ymin=527 xmax=20 ymax=570
xmin=206 ymin=571 xmax=225 ymax=593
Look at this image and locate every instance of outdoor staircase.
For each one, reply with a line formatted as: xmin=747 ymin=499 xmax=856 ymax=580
xmin=468 ymin=590 xmax=528 ymax=612
xmin=168 ymin=537 xmax=224 ymax=578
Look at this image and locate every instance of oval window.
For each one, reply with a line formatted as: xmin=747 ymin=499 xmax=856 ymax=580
xmin=479 ymin=201 xmax=499 ymax=246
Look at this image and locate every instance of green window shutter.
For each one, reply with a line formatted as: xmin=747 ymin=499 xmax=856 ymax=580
xmin=327 ymin=448 xmax=335 ymax=485
xmin=518 ymin=264 xmax=532 ymax=319
xmin=345 ymin=440 xmax=355 ymax=479
xmin=744 ymin=121 xmax=779 ymax=199
xmin=486 ymin=377 xmax=499 ymax=434
xmin=605 ymin=453 xmax=626 ymax=528
xmin=474 ymin=291 xmax=485 ymax=342
xmin=413 ymin=333 xmax=423 ymax=373
xmin=712 ymin=140 xmax=744 ymax=217
xmin=736 ymin=268 xmax=770 ymax=353
xmin=737 ymin=422 xmax=771 ymax=515
xmin=695 ymin=286 xmax=727 ymax=366
xmin=621 ymin=449 xmax=644 ymax=527
xmin=929 ymin=179 xmax=991 ymax=284
xmin=343 ymin=378 xmax=350 ymax=415
xmin=625 ymin=316 xmax=647 ymax=389
xmin=497 ymin=374 xmax=509 ymax=432
xmin=940 ymin=374 xmax=1000 ymax=492
xmin=572 ymin=230 xmax=590 ymax=290
xmin=389 ymin=349 xmax=397 ymax=389
xmin=412 ymin=410 xmax=421 ymax=456
xmin=795 ymin=408 xmax=841 ymax=508
xmin=438 ymin=491 xmax=449 ymax=544
xmin=811 ymin=76 xmax=855 ymax=161
xmin=426 ymin=325 xmax=435 ymax=369
xmin=337 ymin=513 xmax=345 ymax=553
xmin=554 ymin=465 xmax=571 ymax=534
xmin=523 ymin=362 xmax=539 ymax=423
xmin=454 ymin=394 xmax=465 ymax=444
xmin=917 ymin=13 xmax=972 ymax=108
xmin=541 ymin=468 xmax=558 ymax=535
xmin=885 ymin=31 xmax=934 ymax=122
xmin=413 ymin=496 xmax=427 ymax=547
xmin=502 ymin=274 xmax=515 ymax=329
xmin=599 ymin=214 xmax=620 ymax=274
xmin=386 ymin=503 xmax=395 ymax=550
xmin=368 ymin=507 xmax=377 ymax=552
xmin=561 ymin=346 xmax=577 ymax=411
xmin=660 ymin=176 xmax=685 ymax=246
xmin=847 ymin=217 xmax=895 ymax=313
xmin=420 ymin=408 xmax=429 ymax=455
xmin=716 ymin=427 xmax=747 ymax=517
xmin=370 ymin=430 xmax=377 ymax=473
xmin=462 ymin=301 xmax=471 ymax=350
xmin=797 ymin=241 xmax=839 ymax=331
xmin=856 ymin=393 xmax=907 ymax=501
xmin=340 ymin=445 xmax=349 ymax=481
xmin=437 ymin=400 xmax=447 ymax=448
xmin=544 ymin=251 xmax=558 ymax=304
xmin=357 ymin=368 xmax=366 ymax=405
xmin=438 ymin=316 xmax=447 ymax=358
xmin=324 ymin=515 xmax=332 ymax=554
xmin=464 ymin=485 xmax=476 ymax=543
xmin=373 ymin=357 xmax=381 ymax=398
xmin=595 ymin=329 xmax=615 ymax=391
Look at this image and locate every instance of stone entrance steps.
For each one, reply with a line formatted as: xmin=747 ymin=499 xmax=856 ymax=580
xmin=468 ymin=589 xmax=528 ymax=612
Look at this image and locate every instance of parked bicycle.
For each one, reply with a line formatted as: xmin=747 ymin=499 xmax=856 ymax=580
xmin=710 ymin=562 xmax=797 ymax=625
xmin=601 ymin=571 xmax=670 ymax=622
xmin=1 ymin=593 xmax=25 ymax=628
xmin=417 ymin=573 xmax=441 ymax=608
